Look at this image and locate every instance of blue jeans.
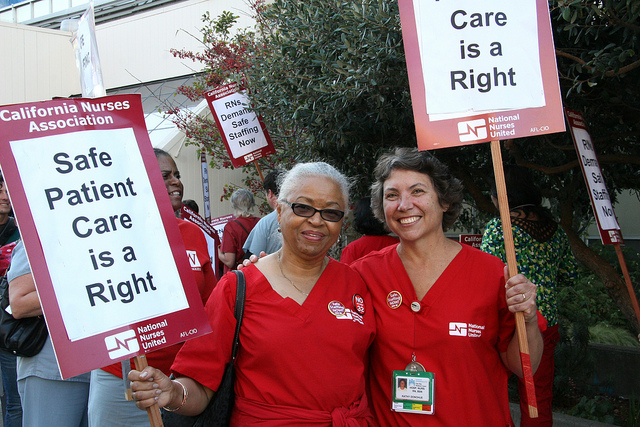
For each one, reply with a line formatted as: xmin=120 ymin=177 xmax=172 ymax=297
xmin=0 ymin=351 xmax=22 ymax=427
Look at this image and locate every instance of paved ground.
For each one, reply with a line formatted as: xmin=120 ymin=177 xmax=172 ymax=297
xmin=510 ymin=403 xmax=616 ymax=426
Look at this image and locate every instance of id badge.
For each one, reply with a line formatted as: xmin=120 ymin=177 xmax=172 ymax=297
xmin=391 ymin=370 xmax=435 ymax=415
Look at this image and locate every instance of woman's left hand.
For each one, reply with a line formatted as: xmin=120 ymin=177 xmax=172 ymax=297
xmin=504 ymin=266 xmax=538 ymax=323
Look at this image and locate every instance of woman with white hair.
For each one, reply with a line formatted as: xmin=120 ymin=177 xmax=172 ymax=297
xmin=129 ymin=162 xmax=376 ymax=425
xmin=218 ymin=188 xmax=260 ymax=273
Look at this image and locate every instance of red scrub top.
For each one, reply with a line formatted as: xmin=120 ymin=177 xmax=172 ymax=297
xmin=340 ymin=235 xmax=399 ymax=265
xmin=172 ymin=260 xmax=376 ymax=425
xmin=352 ymin=244 xmax=516 ymax=427
xmin=103 ymin=218 xmax=217 ymax=378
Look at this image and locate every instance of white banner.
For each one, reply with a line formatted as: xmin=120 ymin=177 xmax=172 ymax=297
xmin=72 ymin=2 xmax=106 ymax=98
xmin=414 ymin=0 xmax=545 ymax=115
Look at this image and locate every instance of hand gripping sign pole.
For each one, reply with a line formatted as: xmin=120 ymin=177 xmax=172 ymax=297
xmin=490 ymin=141 xmax=538 ymax=417
xmin=396 ymin=0 xmax=568 ymax=417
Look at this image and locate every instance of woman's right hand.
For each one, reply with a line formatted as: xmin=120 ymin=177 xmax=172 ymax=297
xmin=129 ymin=367 xmax=174 ymax=410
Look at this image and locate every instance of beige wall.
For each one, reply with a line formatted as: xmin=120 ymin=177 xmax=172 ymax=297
xmin=0 ymin=21 xmax=80 ymax=104
xmin=0 ymin=1 xmax=257 ymax=221
xmin=96 ymin=0 xmax=255 ymax=88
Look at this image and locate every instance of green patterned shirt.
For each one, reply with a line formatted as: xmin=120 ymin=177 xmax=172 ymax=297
xmin=480 ymin=218 xmax=577 ymax=327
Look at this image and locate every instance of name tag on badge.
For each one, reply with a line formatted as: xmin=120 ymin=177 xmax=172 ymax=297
xmin=391 ymin=370 xmax=435 ymax=415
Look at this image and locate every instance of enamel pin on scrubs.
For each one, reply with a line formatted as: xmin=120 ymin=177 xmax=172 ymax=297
xmin=353 ymin=294 xmax=366 ymax=315
xmin=386 ymin=291 xmax=402 ymax=309
xmin=328 ymin=300 xmax=346 ymax=316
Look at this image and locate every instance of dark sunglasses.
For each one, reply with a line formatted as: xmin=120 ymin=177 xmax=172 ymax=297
xmin=284 ymin=201 xmax=345 ymax=222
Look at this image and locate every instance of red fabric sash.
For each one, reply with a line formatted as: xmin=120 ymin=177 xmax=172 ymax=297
xmin=232 ymin=393 xmax=375 ymax=426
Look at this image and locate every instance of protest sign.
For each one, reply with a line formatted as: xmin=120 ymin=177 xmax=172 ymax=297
xmin=565 ymin=108 xmax=640 ymax=334
xmin=565 ymin=108 xmax=623 ymax=245
xmin=398 ymin=0 xmax=565 ymax=149
xmin=459 ymin=234 xmax=483 ymax=249
xmin=205 ymin=82 xmax=275 ymax=168
xmin=211 ymin=214 xmax=234 ymax=243
xmin=0 ymin=95 xmax=211 ymax=379
xmin=70 ymin=2 xmax=106 ymax=98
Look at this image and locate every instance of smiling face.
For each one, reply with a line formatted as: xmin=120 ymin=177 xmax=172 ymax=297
xmin=157 ymin=154 xmax=183 ymax=212
xmin=277 ymin=176 xmax=345 ymax=262
xmin=382 ymin=169 xmax=448 ymax=243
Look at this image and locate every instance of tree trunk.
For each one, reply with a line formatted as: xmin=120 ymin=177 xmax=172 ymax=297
xmin=562 ymin=225 xmax=640 ymax=333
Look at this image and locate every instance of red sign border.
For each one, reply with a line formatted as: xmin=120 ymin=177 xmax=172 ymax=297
xmin=205 ymin=82 xmax=276 ymax=168
xmin=564 ymin=108 xmax=623 ymax=245
xmin=397 ymin=0 xmax=566 ymax=150
xmin=0 ymin=95 xmax=212 ymax=378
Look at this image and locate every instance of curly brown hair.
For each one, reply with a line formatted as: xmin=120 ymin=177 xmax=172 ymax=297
xmin=371 ymin=147 xmax=463 ymax=231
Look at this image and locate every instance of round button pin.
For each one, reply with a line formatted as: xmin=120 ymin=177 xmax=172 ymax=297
xmin=353 ymin=294 xmax=366 ymax=315
xmin=410 ymin=301 xmax=421 ymax=313
xmin=328 ymin=300 xmax=346 ymax=316
xmin=386 ymin=291 xmax=402 ymax=309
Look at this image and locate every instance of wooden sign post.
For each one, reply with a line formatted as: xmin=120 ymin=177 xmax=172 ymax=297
xmin=396 ymin=0 xmax=569 ymax=416
xmin=490 ymin=140 xmax=538 ymax=417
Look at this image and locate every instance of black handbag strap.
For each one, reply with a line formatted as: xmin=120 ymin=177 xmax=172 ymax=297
xmin=231 ymin=271 xmax=246 ymax=361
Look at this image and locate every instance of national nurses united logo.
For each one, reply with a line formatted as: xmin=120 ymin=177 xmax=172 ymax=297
xmin=457 ymin=119 xmax=487 ymax=142
xmin=449 ymin=322 xmax=468 ymax=336
xmin=105 ymin=330 xmax=139 ymax=359
xmin=186 ymin=250 xmax=201 ymax=268
xmin=449 ymin=322 xmax=485 ymax=338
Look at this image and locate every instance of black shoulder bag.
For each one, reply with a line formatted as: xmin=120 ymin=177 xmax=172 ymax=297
xmin=162 ymin=270 xmax=246 ymax=427
xmin=0 ymin=273 xmax=48 ymax=357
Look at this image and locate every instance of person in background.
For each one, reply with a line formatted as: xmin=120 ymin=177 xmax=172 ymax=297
xmin=0 ymin=171 xmax=23 ymax=427
xmin=340 ymin=196 xmax=398 ymax=264
xmin=182 ymin=199 xmax=199 ymax=214
xmin=481 ymin=165 xmax=577 ymax=427
xmin=87 ymin=148 xmax=217 ymax=426
xmin=8 ymin=247 xmax=90 ymax=426
xmin=181 ymin=199 xmax=223 ymax=276
xmin=242 ymin=169 xmax=284 ymax=258
xmin=351 ymin=147 xmax=542 ymax=426
xmin=129 ymin=162 xmax=376 ymax=425
xmin=218 ymin=189 xmax=259 ymax=273
xmin=0 ymin=172 xmax=19 ymax=248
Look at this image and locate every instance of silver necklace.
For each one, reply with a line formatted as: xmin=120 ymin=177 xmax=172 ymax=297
xmin=277 ymin=251 xmax=310 ymax=296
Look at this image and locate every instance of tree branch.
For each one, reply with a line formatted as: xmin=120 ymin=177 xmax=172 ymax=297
xmin=556 ymin=49 xmax=640 ymax=77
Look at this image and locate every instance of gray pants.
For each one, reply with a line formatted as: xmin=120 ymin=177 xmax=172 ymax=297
xmin=18 ymin=375 xmax=89 ymax=427
xmin=88 ymin=368 xmax=149 ymax=427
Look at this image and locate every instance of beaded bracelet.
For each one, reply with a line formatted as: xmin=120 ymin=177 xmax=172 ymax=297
xmin=163 ymin=380 xmax=188 ymax=412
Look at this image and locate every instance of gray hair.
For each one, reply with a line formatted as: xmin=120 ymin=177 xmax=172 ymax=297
xmin=231 ymin=188 xmax=255 ymax=217
xmin=371 ymin=147 xmax=463 ymax=231
xmin=278 ymin=162 xmax=351 ymax=208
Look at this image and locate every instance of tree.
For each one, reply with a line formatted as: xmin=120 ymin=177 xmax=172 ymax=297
xmin=169 ymin=0 xmax=640 ymax=332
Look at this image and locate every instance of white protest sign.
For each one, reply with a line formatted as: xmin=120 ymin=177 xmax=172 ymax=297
xmin=12 ymin=129 xmax=187 ymax=340
xmin=205 ymin=82 xmax=275 ymax=167
xmin=0 ymin=95 xmax=211 ymax=378
xmin=71 ymin=2 xmax=106 ymax=98
xmin=415 ymin=0 xmax=544 ymax=115
xmin=397 ymin=0 xmax=565 ymax=149
xmin=566 ymin=108 xmax=622 ymax=244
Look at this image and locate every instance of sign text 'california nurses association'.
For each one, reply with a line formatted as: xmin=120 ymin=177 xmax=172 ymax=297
xmin=0 ymin=95 xmax=211 ymax=378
